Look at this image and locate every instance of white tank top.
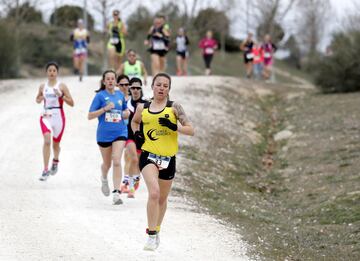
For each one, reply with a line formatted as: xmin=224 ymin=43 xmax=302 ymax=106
xmin=43 ymin=81 xmax=63 ymax=109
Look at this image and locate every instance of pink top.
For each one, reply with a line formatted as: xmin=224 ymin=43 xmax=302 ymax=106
xmin=199 ymin=38 xmax=218 ymax=55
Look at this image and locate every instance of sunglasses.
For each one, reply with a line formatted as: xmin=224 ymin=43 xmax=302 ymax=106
xmin=118 ymin=83 xmax=129 ymax=87
xmin=130 ymin=87 xmax=141 ymax=90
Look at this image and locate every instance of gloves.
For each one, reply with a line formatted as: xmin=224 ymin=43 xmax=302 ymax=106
xmin=158 ymin=117 xmax=177 ymax=131
xmin=134 ymin=130 xmax=145 ymax=150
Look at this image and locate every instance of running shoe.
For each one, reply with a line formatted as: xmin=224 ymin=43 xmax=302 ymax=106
xmin=112 ymin=190 xmax=123 ymax=205
xmin=50 ymin=162 xmax=58 ymax=176
xmin=101 ymin=176 xmax=110 ymax=197
xmin=127 ymin=188 xmax=135 ymax=198
xmin=156 ymin=232 xmax=160 ymax=248
xmin=143 ymin=235 xmax=157 ymax=251
xmin=39 ymin=170 xmax=50 ymax=181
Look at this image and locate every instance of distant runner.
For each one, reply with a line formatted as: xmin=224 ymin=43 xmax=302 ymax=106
xmin=240 ymin=32 xmax=254 ymax=78
xmin=175 ymin=28 xmax=190 ymax=76
xmin=36 ymin=61 xmax=74 ymax=181
xmin=88 ymin=70 xmax=130 ymax=205
xmin=252 ymin=42 xmax=264 ymax=80
xmin=198 ymin=30 xmax=218 ymax=75
xmin=70 ymin=19 xmax=89 ymax=81
xmin=117 ymin=49 xmax=148 ymax=86
xmin=262 ymin=34 xmax=277 ymax=80
xmin=131 ymin=73 xmax=195 ymax=251
xmin=144 ymin=15 xmax=170 ymax=76
xmin=107 ymin=10 xmax=127 ymax=71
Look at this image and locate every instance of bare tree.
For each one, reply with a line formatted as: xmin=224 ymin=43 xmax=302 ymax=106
xmin=343 ymin=0 xmax=360 ymax=32
xmin=296 ymin=0 xmax=332 ymax=55
xmin=251 ymin=0 xmax=298 ymax=40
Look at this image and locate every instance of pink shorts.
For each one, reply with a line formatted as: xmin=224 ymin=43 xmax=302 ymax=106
xmin=40 ymin=109 xmax=65 ymax=142
xmin=264 ymin=58 xmax=273 ymax=66
xmin=125 ymin=139 xmax=142 ymax=154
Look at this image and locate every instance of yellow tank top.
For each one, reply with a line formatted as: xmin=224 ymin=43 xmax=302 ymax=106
xmin=108 ymin=21 xmax=123 ymax=38
xmin=141 ymin=101 xmax=178 ymax=157
xmin=74 ymin=28 xmax=88 ymax=40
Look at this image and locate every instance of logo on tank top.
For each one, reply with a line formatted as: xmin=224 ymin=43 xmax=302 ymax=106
xmin=147 ymin=129 xmax=158 ymax=141
xmin=118 ymin=100 xmax=123 ymax=106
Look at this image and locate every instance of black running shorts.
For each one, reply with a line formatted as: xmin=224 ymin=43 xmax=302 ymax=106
xmin=139 ymin=151 xmax=176 ymax=180
xmin=97 ymin=136 xmax=126 ymax=148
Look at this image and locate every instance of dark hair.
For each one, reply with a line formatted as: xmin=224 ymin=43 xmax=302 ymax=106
xmin=127 ymin=49 xmax=136 ymax=55
xmin=45 ymin=61 xmax=59 ymax=71
xmin=95 ymin=69 xmax=116 ymax=93
xmin=151 ymin=73 xmax=171 ymax=89
xmin=129 ymin=77 xmax=143 ymax=98
xmin=117 ymin=74 xmax=130 ymax=84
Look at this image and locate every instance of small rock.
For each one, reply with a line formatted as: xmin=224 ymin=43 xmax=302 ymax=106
xmin=274 ymin=130 xmax=293 ymax=141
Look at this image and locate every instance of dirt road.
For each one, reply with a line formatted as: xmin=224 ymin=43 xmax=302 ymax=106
xmin=0 ymin=76 xmax=250 ymax=261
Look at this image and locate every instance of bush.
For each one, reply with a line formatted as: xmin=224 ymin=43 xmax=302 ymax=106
xmin=7 ymin=3 xmax=42 ymax=23
xmin=0 ymin=22 xmax=17 ymax=78
xmin=314 ymin=32 xmax=360 ymax=93
xmin=50 ymin=5 xmax=94 ymax=30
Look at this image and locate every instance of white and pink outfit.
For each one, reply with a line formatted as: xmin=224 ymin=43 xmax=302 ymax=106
xmin=40 ymin=82 xmax=65 ymax=142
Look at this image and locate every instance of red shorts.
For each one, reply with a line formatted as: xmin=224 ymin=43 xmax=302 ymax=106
xmin=125 ymin=139 xmax=142 ymax=154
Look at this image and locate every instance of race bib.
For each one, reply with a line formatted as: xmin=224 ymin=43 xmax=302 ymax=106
xmin=105 ymin=110 xmax=122 ymax=123
xmin=153 ymin=40 xmax=166 ymax=50
xmin=205 ymin=47 xmax=214 ymax=54
xmin=147 ymin=153 xmax=171 ymax=169
xmin=246 ymin=53 xmax=254 ymax=59
xmin=110 ymin=37 xmax=120 ymax=44
xmin=264 ymin=52 xmax=272 ymax=58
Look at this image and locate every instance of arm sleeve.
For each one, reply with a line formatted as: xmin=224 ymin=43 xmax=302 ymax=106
xmin=186 ymin=36 xmax=190 ymax=45
xmin=89 ymin=94 xmax=101 ymax=112
xmin=70 ymin=33 xmax=74 ymax=42
xmin=86 ymin=36 xmax=90 ymax=43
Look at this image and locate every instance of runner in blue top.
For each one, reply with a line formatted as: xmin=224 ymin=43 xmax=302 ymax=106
xmin=88 ymin=69 xmax=130 ymax=205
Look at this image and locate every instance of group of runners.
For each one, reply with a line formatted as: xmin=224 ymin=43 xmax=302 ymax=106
xmin=36 ymin=9 xmax=278 ymax=252
xmin=36 ymin=41 xmax=194 ymax=251
xmin=240 ymin=32 xmax=277 ymax=80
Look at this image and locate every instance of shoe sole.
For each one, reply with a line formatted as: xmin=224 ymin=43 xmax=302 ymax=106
xmin=113 ymin=199 xmax=123 ymax=205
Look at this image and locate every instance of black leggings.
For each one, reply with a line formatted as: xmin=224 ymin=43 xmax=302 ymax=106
xmin=203 ymin=54 xmax=213 ymax=69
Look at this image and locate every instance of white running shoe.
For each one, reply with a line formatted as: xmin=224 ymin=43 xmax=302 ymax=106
xmin=143 ymin=235 xmax=157 ymax=251
xmin=156 ymin=233 xmax=160 ymax=249
xmin=112 ymin=190 xmax=123 ymax=205
xmin=50 ymin=162 xmax=58 ymax=176
xmin=39 ymin=170 xmax=50 ymax=181
xmin=101 ymin=176 xmax=110 ymax=196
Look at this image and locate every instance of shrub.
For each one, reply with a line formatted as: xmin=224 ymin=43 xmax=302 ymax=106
xmin=0 ymin=22 xmax=17 ymax=78
xmin=314 ymin=32 xmax=360 ymax=93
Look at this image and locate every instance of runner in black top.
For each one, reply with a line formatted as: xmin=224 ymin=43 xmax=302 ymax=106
xmin=240 ymin=32 xmax=255 ymax=78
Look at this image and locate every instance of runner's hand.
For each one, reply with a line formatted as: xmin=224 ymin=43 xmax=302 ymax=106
xmin=104 ymin=102 xmax=115 ymax=111
xmin=158 ymin=117 xmax=177 ymax=131
xmin=134 ymin=131 xmax=145 ymax=150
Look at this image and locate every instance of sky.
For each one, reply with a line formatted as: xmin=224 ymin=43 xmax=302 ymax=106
xmin=1 ymin=0 xmax=357 ymax=50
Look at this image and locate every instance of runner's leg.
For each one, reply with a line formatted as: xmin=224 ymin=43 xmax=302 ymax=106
xmin=111 ymin=140 xmax=125 ymax=191
xmin=142 ymin=163 xmax=160 ymax=231
xmin=157 ymin=179 xmax=173 ymax=227
xmin=43 ymin=133 xmax=51 ymax=170
xmin=151 ymin=54 xmax=160 ymax=76
xmin=99 ymin=146 xmax=112 ymax=180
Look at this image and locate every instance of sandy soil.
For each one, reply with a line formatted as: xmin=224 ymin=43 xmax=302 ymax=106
xmin=0 ymin=76 xmax=251 ymax=261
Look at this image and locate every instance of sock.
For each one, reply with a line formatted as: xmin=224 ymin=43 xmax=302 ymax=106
xmin=129 ymin=175 xmax=135 ymax=190
xmin=147 ymin=230 xmax=157 ymax=235
xmin=53 ymin=159 xmax=59 ymax=164
xmin=123 ymin=175 xmax=129 ymax=185
xmin=112 ymin=189 xmax=121 ymax=194
xmin=134 ymin=174 xmax=140 ymax=181
xmin=44 ymin=167 xmax=48 ymax=172
xmin=156 ymin=226 xmax=161 ymax=233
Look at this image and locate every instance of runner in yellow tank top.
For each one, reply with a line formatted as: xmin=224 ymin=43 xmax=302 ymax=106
xmin=131 ymin=73 xmax=194 ymax=251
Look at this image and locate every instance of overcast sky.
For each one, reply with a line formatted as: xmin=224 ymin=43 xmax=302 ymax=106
xmin=2 ymin=0 xmax=357 ymax=49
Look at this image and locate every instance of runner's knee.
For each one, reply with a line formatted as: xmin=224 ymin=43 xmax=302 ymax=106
xmin=149 ymin=188 xmax=160 ymax=201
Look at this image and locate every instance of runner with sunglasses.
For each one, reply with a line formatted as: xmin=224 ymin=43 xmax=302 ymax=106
xmin=122 ymin=77 xmax=146 ymax=198
xmin=131 ymin=73 xmax=194 ymax=251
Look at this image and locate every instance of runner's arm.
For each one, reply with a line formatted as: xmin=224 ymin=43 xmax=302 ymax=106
xmin=131 ymin=103 xmax=144 ymax=132
xmin=122 ymin=23 xmax=128 ymax=36
xmin=117 ymin=63 xmax=124 ymax=75
xmin=173 ymin=102 xmax=194 ymax=136
xmin=60 ymin=84 xmax=74 ymax=107
xmin=35 ymin=84 xmax=44 ymax=103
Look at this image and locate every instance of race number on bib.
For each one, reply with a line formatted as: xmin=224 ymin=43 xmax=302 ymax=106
xmin=153 ymin=40 xmax=166 ymax=51
xmin=264 ymin=52 xmax=272 ymax=58
xmin=205 ymin=47 xmax=214 ymax=54
xmin=246 ymin=53 xmax=254 ymax=59
xmin=148 ymin=153 xmax=171 ymax=169
xmin=110 ymin=37 xmax=120 ymax=45
xmin=105 ymin=110 xmax=122 ymax=123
